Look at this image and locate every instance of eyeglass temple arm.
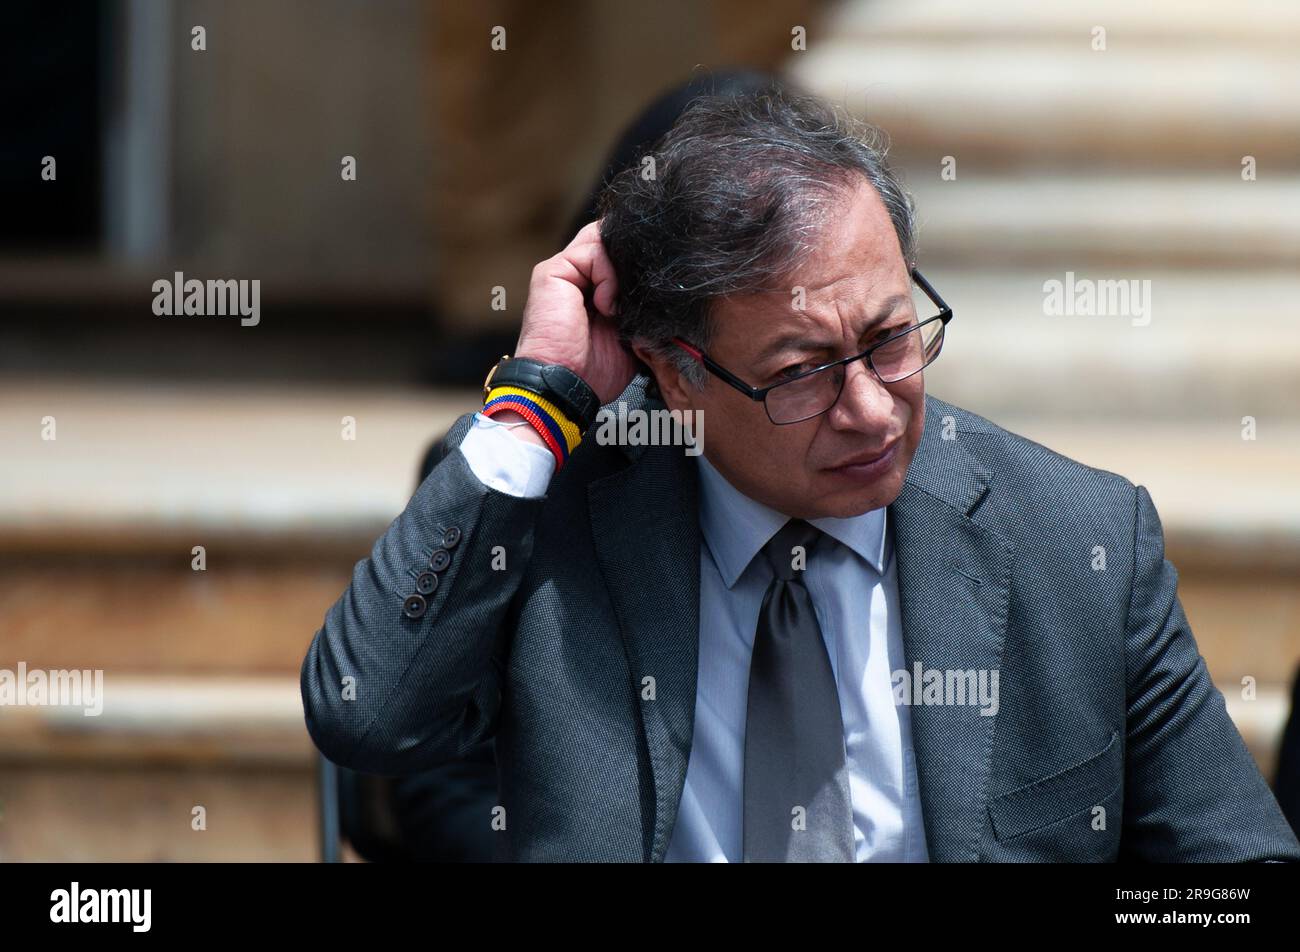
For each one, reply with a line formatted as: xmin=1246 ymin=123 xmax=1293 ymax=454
xmin=670 ymin=337 xmax=767 ymax=400
xmin=911 ymin=268 xmax=952 ymax=320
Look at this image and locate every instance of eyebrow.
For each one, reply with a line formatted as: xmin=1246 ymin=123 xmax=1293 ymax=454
xmin=752 ymin=293 xmax=912 ymax=365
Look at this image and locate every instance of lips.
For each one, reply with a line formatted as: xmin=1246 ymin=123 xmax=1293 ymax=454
xmin=826 ymin=440 xmax=899 ymax=470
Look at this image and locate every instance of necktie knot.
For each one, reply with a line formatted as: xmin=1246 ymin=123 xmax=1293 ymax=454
xmin=763 ymin=519 xmax=822 ymax=581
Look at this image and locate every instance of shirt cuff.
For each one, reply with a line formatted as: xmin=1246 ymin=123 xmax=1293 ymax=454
xmin=456 ymin=412 xmax=557 ymax=498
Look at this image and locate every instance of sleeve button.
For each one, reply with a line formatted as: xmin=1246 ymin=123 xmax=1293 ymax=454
xmin=402 ymin=594 xmax=428 ymax=619
xmin=429 ymin=549 xmax=451 ymax=572
xmin=442 ymin=527 xmax=462 ymax=549
xmin=415 ymin=571 xmax=439 ymax=596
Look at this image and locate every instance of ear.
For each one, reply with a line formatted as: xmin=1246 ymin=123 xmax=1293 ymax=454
xmin=632 ymin=342 xmax=697 ymax=412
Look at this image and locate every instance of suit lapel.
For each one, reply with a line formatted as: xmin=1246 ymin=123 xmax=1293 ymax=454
xmin=589 ymin=382 xmax=701 ymax=862
xmin=889 ymin=398 xmax=1013 ymax=861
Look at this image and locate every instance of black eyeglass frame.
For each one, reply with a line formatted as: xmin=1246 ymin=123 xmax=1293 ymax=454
xmin=670 ymin=268 xmax=953 ymax=425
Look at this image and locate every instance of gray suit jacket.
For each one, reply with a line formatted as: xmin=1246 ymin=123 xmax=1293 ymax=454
xmin=301 ymin=375 xmax=1300 ymax=861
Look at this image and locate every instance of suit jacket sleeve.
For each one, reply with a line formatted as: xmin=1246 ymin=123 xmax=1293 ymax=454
xmin=1120 ymin=484 xmax=1300 ymax=860
xmin=300 ymin=411 xmax=547 ymax=775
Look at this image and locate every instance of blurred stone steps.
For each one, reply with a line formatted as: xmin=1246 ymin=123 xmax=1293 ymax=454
xmin=907 ymin=177 xmax=1300 ymax=269
xmin=0 ymin=378 xmax=476 ymax=545
xmin=790 ymin=0 xmax=1300 ymax=170
xmin=0 ymin=675 xmax=315 ymax=861
xmin=920 ymin=266 xmax=1300 ymax=420
xmin=833 ymin=0 xmax=1300 ymax=46
xmin=0 ymin=676 xmax=309 ymax=766
xmin=0 ymin=379 xmax=473 ymax=860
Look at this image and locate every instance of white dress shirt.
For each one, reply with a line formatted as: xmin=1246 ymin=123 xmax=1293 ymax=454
xmin=457 ymin=412 xmax=557 ymax=496
xmin=457 ymin=414 xmax=929 ymax=862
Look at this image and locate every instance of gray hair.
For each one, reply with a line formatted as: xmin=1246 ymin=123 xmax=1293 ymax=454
xmin=598 ymin=89 xmax=916 ymax=390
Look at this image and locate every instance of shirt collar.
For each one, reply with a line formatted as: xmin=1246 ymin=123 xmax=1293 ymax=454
xmin=694 ymin=452 xmax=889 ymax=589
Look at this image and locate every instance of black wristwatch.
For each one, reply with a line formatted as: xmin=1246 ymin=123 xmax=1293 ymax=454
xmin=481 ymin=355 xmax=601 ymax=434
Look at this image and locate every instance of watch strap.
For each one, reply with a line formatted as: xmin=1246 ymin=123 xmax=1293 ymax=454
xmin=484 ymin=357 xmax=600 ymax=434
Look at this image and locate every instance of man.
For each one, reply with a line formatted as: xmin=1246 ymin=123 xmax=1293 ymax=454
xmin=301 ymin=90 xmax=1300 ymax=861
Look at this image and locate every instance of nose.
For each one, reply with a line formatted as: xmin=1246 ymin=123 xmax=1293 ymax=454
xmin=826 ymin=357 xmax=893 ymax=431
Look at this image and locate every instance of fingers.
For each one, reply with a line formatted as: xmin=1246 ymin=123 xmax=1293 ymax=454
xmin=588 ymin=244 xmax=619 ymax=317
xmin=553 ymin=220 xmax=619 ymax=317
xmin=570 ymin=219 xmax=603 ymax=246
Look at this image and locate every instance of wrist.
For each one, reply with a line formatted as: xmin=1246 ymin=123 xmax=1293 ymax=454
xmin=490 ymin=409 xmax=551 ymax=450
xmin=481 ymin=354 xmax=600 ymax=472
xmin=513 ymin=350 xmax=584 ymax=380
xmin=482 ymin=387 xmax=582 ymax=472
xmin=482 ymin=355 xmax=600 ymax=435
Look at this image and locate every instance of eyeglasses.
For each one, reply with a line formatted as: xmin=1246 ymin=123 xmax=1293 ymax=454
xmin=670 ymin=268 xmax=953 ymax=425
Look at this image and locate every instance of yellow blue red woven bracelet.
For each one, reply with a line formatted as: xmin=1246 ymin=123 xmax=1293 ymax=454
xmin=483 ymin=384 xmax=582 ymax=467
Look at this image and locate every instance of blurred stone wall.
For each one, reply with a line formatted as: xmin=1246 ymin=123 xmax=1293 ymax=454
xmin=429 ymin=0 xmax=821 ymax=333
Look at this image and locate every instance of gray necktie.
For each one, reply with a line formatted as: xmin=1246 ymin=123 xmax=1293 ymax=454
xmin=743 ymin=518 xmax=855 ymax=862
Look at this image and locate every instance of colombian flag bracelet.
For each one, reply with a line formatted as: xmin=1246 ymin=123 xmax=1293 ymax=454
xmin=482 ymin=385 xmax=583 ymax=469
